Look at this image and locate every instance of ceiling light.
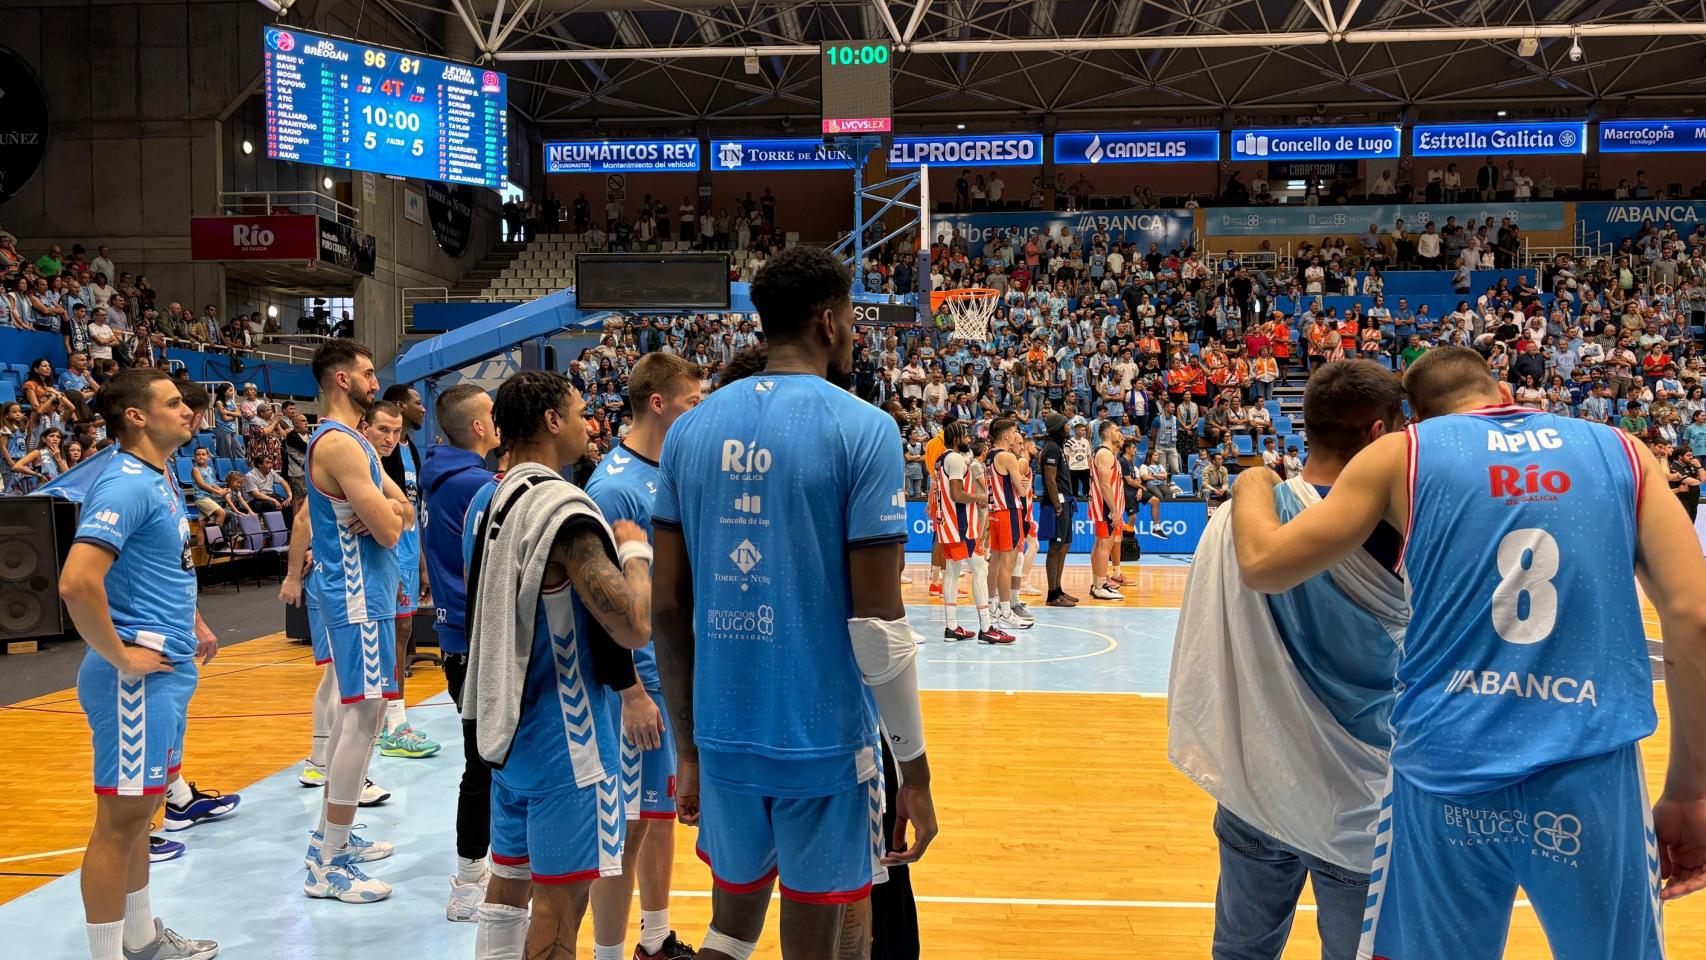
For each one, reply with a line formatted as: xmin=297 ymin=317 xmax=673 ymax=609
xmin=956 ymin=123 xmax=966 ymax=130
xmin=241 ymin=140 xmax=254 ymax=155
xmin=1517 ymin=37 xmax=1539 ymax=57
xmin=1497 ymin=110 xmax=1508 ymax=117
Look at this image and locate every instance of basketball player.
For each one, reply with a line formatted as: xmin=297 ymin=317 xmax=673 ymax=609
xmin=983 ymin=419 xmax=1033 ymax=630
xmin=419 ymin=383 xmax=500 ymax=921
xmin=1036 ymin=412 xmax=1078 ymax=607
xmin=302 ymin=339 xmax=414 ymax=904
xmin=281 ymin=506 xmax=391 ymax=808
xmin=1171 ymin=360 xmax=1408 ymax=960
xmin=1086 ymin=422 xmax=1126 ymax=601
xmin=460 ymin=370 xmax=655 ymax=960
xmin=652 ymin=245 xmax=939 ymax=960
xmin=922 ymin=421 xmax=951 ymax=597
xmin=361 ymin=398 xmax=439 ymax=760
xmin=1231 ymin=346 xmax=1706 ymax=957
xmin=932 ymin=422 xmax=1007 ymax=643
xmin=376 ymin=384 xmax=438 ymax=757
xmin=62 ymin=368 xmax=218 ymax=960
xmin=584 ymin=353 xmax=703 ymax=960
xmin=1011 ymin=436 xmax=1042 ymax=608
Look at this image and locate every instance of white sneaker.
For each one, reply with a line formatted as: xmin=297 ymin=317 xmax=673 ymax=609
xmin=1019 ymin=583 xmax=1042 ymax=598
xmin=900 ymin=573 xmax=914 ymax=584
xmin=299 ymin=762 xmax=326 ymax=787
xmin=359 ymin=778 xmax=391 ymax=807
xmin=446 ymin=875 xmax=487 ymax=922
xmin=306 ymin=830 xmax=394 ymax=865
xmin=304 ymin=852 xmax=392 ymax=903
xmin=1089 ymin=584 xmax=1123 ymax=601
xmin=1008 ymin=603 xmax=1036 ymax=625
xmin=997 ymin=614 xmax=1033 ymax=631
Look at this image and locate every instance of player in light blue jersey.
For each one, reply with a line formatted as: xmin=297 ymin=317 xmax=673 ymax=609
xmin=585 ymin=352 xmax=704 ymax=960
xmin=361 ymin=399 xmax=440 ymax=760
xmin=1232 ymin=347 xmax=1706 ymax=958
xmin=61 ymin=368 xmax=218 ymax=960
xmin=301 ymin=340 xmax=414 ymax=905
xmin=653 ymin=246 xmax=939 ymax=960
xmin=460 ymin=370 xmax=656 ymax=960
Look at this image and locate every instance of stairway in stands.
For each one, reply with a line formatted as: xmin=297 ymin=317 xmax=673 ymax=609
xmin=448 ymin=240 xmax=527 ymax=299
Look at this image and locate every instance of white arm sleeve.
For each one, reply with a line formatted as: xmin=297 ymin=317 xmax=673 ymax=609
xmin=848 ymin=616 xmax=927 ymax=763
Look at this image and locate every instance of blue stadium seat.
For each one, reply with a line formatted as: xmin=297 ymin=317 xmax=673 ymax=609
xmin=1274 ymin=415 xmax=1293 ymax=435
xmin=1171 ymin=474 xmax=1195 ymax=497
xmin=1234 ymin=435 xmax=1254 ymax=456
xmin=174 ymin=460 xmax=194 ymax=487
xmin=1186 ymin=453 xmax=1199 ymax=476
xmin=235 ymin=457 xmax=249 ymax=476
xmin=1264 ymin=400 xmax=1281 ymax=420
xmin=0 ymin=382 xmax=13 ymax=405
xmin=215 ymin=457 xmax=233 ymax=478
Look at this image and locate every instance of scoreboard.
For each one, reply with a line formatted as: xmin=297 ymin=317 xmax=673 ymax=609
xmin=820 ymin=41 xmax=892 ymax=135
xmin=263 ymin=27 xmax=508 ymax=188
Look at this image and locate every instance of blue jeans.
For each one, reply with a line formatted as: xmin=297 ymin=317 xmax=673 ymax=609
xmin=1212 ymin=805 xmax=1369 ymax=960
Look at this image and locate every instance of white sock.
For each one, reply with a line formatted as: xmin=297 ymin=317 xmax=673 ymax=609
xmin=701 ymin=927 xmax=757 ymax=960
xmin=384 ymin=699 xmax=408 ymax=733
xmin=86 ymin=920 xmax=125 ymax=960
xmin=977 ymin=601 xmax=992 ymax=631
xmin=475 ymin=902 xmax=531 ymax=960
xmin=639 ymin=909 xmax=670 ymax=952
xmin=593 ymin=944 xmax=623 ymax=960
xmin=456 ymin=856 xmax=488 ymax=884
xmin=942 ymin=560 xmax=959 ymax=628
xmin=122 ymin=888 xmax=155 ymax=951
xmin=998 ymin=600 xmax=1012 ymax=618
xmin=319 ymin=817 xmax=353 ymax=863
xmin=165 ymin=779 xmax=192 ymax=807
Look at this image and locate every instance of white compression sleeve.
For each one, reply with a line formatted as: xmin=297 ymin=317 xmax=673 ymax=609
xmin=848 ymin=617 xmax=926 ymax=762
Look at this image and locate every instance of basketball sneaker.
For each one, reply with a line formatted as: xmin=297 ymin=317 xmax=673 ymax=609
xmin=298 ymin=761 xmax=327 ymax=787
xmin=1089 ymin=583 xmax=1122 ymax=601
xmin=306 ymin=829 xmax=394 ymax=865
xmin=928 ymin=582 xmax=942 ymax=596
xmin=943 ymin=625 xmax=975 ymax=642
xmin=978 ymin=627 xmax=1016 ymax=645
xmin=1007 ymin=603 xmax=1036 ymax=626
xmin=163 ymin=784 xmax=241 ymax=832
xmin=304 ymin=851 xmax=392 ymax=904
xmin=1019 ymin=582 xmax=1042 ymax=598
xmin=120 ymin=919 xmax=217 ymax=960
xmin=1152 ymin=526 xmax=1169 ymax=540
xmin=378 ymin=724 xmax=441 ymax=759
xmin=634 ymin=932 xmax=698 ymax=959
xmin=899 ymin=572 xmax=913 ymax=584
xmin=359 ymin=778 xmax=392 ymax=807
xmin=1107 ymin=572 xmax=1130 ymax=586
xmin=446 ymin=875 xmax=487 ymax=923
xmin=148 ymin=836 xmax=185 ymax=864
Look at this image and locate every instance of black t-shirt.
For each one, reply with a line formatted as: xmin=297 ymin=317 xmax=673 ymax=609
xmin=1038 ymin=439 xmax=1072 ymax=505
xmin=284 ymin=430 xmax=308 ymax=481
xmin=381 ymin=437 xmax=421 ymax=507
xmin=1672 ymin=455 xmax=1701 ymax=507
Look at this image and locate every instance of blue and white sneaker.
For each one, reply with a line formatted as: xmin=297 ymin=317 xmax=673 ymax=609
xmin=305 ymin=829 xmax=394 ymax=866
xmin=163 ymin=784 xmax=240 ymax=832
xmin=303 ymin=851 xmax=392 ymax=904
xmin=148 ymin=836 xmax=185 ymax=864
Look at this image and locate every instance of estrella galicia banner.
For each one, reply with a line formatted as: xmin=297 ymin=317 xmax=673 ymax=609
xmin=1054 ymin=130 xmax=1219 ymax=165
xmin=888 ymin=134 xmax=1043 ymax=167
xmin=903 ymin=499 xmax=1206 ymax=554
xmin=1600 ymin=120 xmax=1706 ymax=153
xmin=929 ymin=209 xmax=1195 ymax=253
xmin=1230 ymin=126 xmax=1400 ymax=162
xmin=543 ymin=139 xmax=700 ymax=173
xmin=1206 ymin=201 xmax=1568 ymax=237
xmin=1412 ymin=121 xmax=1585 ymax=157
xmin=1577 ymin=200 xmax=1706 ymax=246
xmin=0 ymin=46 xmax=50 ymax=202
xmin=710 ymin=138 xmax=857 ymax=171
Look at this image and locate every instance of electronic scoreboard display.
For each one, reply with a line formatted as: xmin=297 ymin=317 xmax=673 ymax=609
xmin=263 ymin=26 xmax=508 ymax=188
xmin=820 ymin=41 xmax=892 ymax=135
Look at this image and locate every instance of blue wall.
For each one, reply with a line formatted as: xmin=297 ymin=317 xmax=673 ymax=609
xmin=413 ymin=301 xmax=522 ymax=332
xmin=903 ymin=499 xmax=1207 ymax=554
xmin=165 ymin=349 xmax=317 ymax=397
xmin=0 ymin=328 xmax=69 ymax=369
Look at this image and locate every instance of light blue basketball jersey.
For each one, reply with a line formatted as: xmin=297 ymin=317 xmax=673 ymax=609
xmin=584 ymin=442 xmax=662 ymax=693
xmin=462 ymin=481 xmax=619 ymax=794
xmin=396 ymin=451 xmax=421 ymax=592
xmin=305 ymin=420 xmax=399 ymax=625
xmin=653 ymin=372 xmax=908 ymax=798
xmin=71 ymin=451 xmax=198 ymax=662
xmin=1398 ymin=405 xmax=1656 ymax=795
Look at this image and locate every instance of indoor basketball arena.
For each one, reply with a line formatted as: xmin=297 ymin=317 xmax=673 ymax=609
xmin=4 ymin=1 xmax=1706 ymax=958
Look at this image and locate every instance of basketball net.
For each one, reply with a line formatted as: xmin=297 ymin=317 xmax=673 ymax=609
xmin=933 ymin=288 xmax=1000 ymax=343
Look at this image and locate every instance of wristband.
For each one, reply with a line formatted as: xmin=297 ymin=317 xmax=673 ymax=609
xmin=616 ymin=540 xmax=653 ymax=569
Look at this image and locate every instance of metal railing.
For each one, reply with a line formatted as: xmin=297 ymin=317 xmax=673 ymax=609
xmin=401 ymin=287 xmax=502 ymax=332
xmin=217 ymin=190 xmax=360 ymax=228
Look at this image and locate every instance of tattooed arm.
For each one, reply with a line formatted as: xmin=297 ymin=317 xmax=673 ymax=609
xmin=557 ymin=519 xmax=652 ymax=650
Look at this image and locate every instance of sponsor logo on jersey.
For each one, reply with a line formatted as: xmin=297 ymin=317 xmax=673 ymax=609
xmin=92 ymin=509 xmax=121 ymax=526
xmin=720 ymin=439 xmax=771 ymax=479
xmin=1488 ymin=464 xmax=1572 ymax=504
xmin=704 ymin=605 xmax=775 ymax=640
xmin=1441 ymin=805 xmax=1531 ymax=847
xmin=1445 ymin=669 xmax=1598 ymax=707
xmin=1531 ymin=810 xmax=1583 ymax=865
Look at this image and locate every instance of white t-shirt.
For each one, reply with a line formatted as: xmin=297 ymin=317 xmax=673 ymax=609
xmin=988 ymin=177 xmax=1005 ymax=202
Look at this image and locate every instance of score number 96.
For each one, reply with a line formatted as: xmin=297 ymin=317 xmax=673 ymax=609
xmin=362 ymin=49 xmax=422 ymax=74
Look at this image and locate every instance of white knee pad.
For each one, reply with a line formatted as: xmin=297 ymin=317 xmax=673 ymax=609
xmin=702 ymin=927 xmax=757 ymax=960
xmin=849 ymin=617 xmax=925 ymax=762
xmin=968 ymin=554 xmax=990 ymax=604
xmin=488 ymin=857 xmax=532 ymax=881
xmin=325 ymin=699 xmax=387 ymax=805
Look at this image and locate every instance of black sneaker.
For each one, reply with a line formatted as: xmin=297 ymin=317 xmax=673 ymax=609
xmin=635 ymin=932 xmax=698 ymax=959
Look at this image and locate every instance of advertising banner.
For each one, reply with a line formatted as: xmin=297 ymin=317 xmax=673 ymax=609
xmin=1205 ymin=201 xmax=1568 ymax=237
xmin=1576 ymin=200 xmax=1706 ymax=247
xmin=190 ymin=214 xmax=319 ymax=260
xmin=902 ymin=499 xmax=1207 ymax=554
xmin=888 ymin=134 xmax=1044 ymax=168
xmin=710 ymin=138 xmax=858 ymax=171
xmin=1412 ymin=121 xmax=1586 ymax=157
xmin=1054 ymin=130 xmax=1219 ymax=165
xmin=543 ymin=139 xmax=700 ymax=173
xmin=1230 ymin=126 xmax=1401 ymax=162
xmin=1599 ymin=120 xmax=1706 ymax=153
xmin=929 ymin=209 xmax=1195 ymax=252
xmin=317 ymin=217 xmax=377 ymax=275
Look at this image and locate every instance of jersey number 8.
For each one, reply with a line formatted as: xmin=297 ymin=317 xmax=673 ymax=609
xmin=1491 ymin=527 xmax=1559 ymax=645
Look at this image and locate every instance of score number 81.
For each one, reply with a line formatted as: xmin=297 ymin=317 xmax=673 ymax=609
xmin=363 ymin=49 xmax=422 ymax=74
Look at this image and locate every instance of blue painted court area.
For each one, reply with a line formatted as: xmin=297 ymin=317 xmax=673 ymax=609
xmin=0 ymin=601 xmax=1181 ymax=958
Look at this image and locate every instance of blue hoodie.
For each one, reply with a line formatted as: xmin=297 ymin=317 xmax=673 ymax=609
xmin=420 ymin=444 xmax=495 ymax=654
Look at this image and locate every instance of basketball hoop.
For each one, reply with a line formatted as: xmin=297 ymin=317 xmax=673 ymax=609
xmin=932 ymin=287 xmax=1000 ymax=343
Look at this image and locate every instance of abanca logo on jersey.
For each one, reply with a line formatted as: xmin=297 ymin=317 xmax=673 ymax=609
xmin=1444 ymin=669 xmax=1597 ymax=707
